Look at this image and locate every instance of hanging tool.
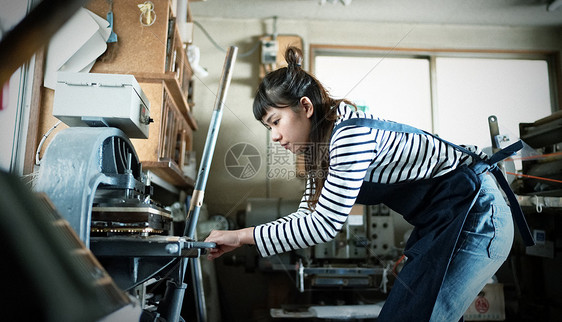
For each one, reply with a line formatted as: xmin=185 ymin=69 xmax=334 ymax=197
xmin=106 ymin=0 xmax=118 ymax=44
xmin=488 ymin=115 xmax=501 ymax=154
xmin=138 ymin=1 xmax=156 ymax=27
xmin=99 ymin=0 xmax=118 ymax=62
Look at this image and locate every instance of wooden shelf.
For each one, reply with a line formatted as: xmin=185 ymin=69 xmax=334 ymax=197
xmin=143 ymin=160 xmax=195 ymax=189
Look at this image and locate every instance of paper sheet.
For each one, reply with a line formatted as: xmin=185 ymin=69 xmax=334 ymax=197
xmin=44 ymin=8 xmax=111 ymax=89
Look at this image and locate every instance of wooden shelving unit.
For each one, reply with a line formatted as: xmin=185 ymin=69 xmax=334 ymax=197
xmin=85 ymin=0 xmax=197 ymax=188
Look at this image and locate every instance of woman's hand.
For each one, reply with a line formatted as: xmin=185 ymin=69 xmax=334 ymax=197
xmin=204 ymin=227 xmax=255 ymax=260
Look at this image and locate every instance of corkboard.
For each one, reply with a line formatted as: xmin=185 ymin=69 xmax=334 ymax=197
xmin=86 ymin=0 xmax=171 ymax=74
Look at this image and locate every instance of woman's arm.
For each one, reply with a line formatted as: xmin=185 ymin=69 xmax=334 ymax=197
xmin=205 ymin=125 xmax=378 ymax=259
xmin=253 ymin=125 xmax=378 ymax=257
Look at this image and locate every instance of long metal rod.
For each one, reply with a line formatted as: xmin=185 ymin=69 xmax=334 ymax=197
xmin=190 ymin=247 xmax=208 ymax=322
xmin=159 ymin=46 xmax=237 ymax=322
xmin=184 ymin=45 xmax=238 ymax=238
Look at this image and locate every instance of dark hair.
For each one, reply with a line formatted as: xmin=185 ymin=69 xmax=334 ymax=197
xmin=253 ymin=46 xmax=355 ymax=209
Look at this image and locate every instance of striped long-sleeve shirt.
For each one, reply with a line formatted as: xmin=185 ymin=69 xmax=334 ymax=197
xmin=253 ymin=102 xmax=487 ymax=257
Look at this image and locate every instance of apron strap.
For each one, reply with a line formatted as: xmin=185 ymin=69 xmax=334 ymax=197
xmin=489 ymin=165 xmax=535 ymax=246
xmin=333 ymin=117 xmax=535 ymax=246
xmin=487 ymin=140 xmax=523 ymax=165
xmin=486 ymin=140 xmax=534 ymax=246
xmin=333 ymin=118 xmax=483 ymax=160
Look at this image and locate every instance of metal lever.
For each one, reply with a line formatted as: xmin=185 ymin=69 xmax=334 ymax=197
xmin=488 ymin=114 xmax=506 ymax=175
xmin=184 ymin=241 xmax=217 ymax=250
xmin=488 ymin=115 xmax=501 ymax=153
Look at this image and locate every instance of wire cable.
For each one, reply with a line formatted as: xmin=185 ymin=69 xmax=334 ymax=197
xmin=123 ymin=257 xmax=178 ymax=292
xmin=193 ymin=20 xmax=261 ymax=58
xmin=35 ymin=120 xmax=62 ymax=165
xmin=506 ymin=171 xmax=562 ymax=184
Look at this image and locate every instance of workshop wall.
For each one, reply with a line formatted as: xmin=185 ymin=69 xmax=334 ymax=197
xmin=190 ymin=17 xmax=562 ymax=221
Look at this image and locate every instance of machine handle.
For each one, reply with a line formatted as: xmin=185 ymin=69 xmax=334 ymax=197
xmin=184 ymin=241 xmax=217 ymax=249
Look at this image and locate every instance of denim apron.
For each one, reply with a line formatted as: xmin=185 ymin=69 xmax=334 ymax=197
xmin=332 ymin=118 xmax=534 ymax=321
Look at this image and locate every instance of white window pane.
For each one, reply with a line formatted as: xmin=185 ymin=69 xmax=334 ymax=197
xmin=436 ymin=57 xmax=552 ymax=150
xmin=315 ymin=56 xmax=432 ymax=131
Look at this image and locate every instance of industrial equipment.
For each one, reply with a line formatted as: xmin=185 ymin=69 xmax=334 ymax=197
xmin=32 ymin=122 xmax=211 ymax=320
xmin=518 ymin=111 xmax=562 ymax=197
xmin=235 ymin=198 xmax=403 ymax=320
xmin=515 ymin=112 xmax=562 ymax=261
xmin=53 ymin=72 xmax=152 ymax=139
xmin=484 ymin=113 xmax=562 ymax=320
xmin=32 ymin=44 xmax=237 ymax=321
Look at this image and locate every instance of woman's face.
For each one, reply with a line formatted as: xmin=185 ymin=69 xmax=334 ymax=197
xmin=261 ymin=97 xmax=314 ymax=154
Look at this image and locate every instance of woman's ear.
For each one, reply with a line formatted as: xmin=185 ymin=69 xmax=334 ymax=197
xmin=300 ymin=96 xmax=314 ymax=119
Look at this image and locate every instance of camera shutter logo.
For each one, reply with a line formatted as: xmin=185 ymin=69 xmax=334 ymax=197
xmin=224 ymin=143 xmax=261 ymax=180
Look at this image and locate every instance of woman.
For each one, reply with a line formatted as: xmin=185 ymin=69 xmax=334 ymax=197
xmin=205 ymin=46 xmax=533 ymax=321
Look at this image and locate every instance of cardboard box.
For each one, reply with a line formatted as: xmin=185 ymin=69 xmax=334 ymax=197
xmin=464 ymin=283 xmax=505 ymax=321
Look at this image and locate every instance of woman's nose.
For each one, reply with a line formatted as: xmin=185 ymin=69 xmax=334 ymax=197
xmin=271 ymin=128 xmax=281 ymax=142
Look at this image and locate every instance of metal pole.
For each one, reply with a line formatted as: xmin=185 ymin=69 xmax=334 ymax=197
xmin=160 ymin=46 xmax=237 ymax=322
xmin=184 ymin=45 xmax=238 ymax=238
xmin=190 ymin=247 xmax=208 ymax=322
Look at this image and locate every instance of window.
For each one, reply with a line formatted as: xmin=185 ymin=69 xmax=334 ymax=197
xmin=315 ymin=55 xmax=432 ymax=131
xmin=435 ymin=57 xmax=552 ymax=149
xmin=312 ymin=46 xmax=556 ymax=152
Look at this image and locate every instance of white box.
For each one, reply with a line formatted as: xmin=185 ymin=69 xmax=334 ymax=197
xmin=464 ymin=283 xmax=505 ymax=321
xmin=53 ymin=72 xmax=150 ymax=139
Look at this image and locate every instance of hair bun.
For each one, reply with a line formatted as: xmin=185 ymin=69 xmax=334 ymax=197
xmin=285 ymin=46 xmax=303 ymax=70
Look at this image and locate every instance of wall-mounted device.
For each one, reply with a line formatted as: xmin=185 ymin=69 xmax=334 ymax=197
xmin=261 ymin=39 xmax=278 ymax=65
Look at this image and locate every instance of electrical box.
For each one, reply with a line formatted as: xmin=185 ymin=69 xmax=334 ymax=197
xmin=368 ymin=204 xmax=395 ymax=257
xmin=261 ymin=39 xmax=278 ymax=65
xmin=53 ymin=72 xmax=151 ymax=139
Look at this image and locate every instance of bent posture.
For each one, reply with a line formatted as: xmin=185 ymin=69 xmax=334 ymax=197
xmin=205 ymin=46 xmax=532 ymax=321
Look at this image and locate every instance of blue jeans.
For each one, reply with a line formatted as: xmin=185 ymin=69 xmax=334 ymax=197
xmin=430 ymin=173 xmax=514 ymax=321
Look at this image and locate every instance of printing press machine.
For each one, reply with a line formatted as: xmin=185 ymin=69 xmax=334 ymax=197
xmin=24 ymin=56 xmax=241 ymax=321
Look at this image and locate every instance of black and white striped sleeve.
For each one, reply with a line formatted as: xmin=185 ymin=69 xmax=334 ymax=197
xmin=253 ymin=125 xmax=378 ymax=257
xmin=459 ymin=144 xmax=489 ymax=160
